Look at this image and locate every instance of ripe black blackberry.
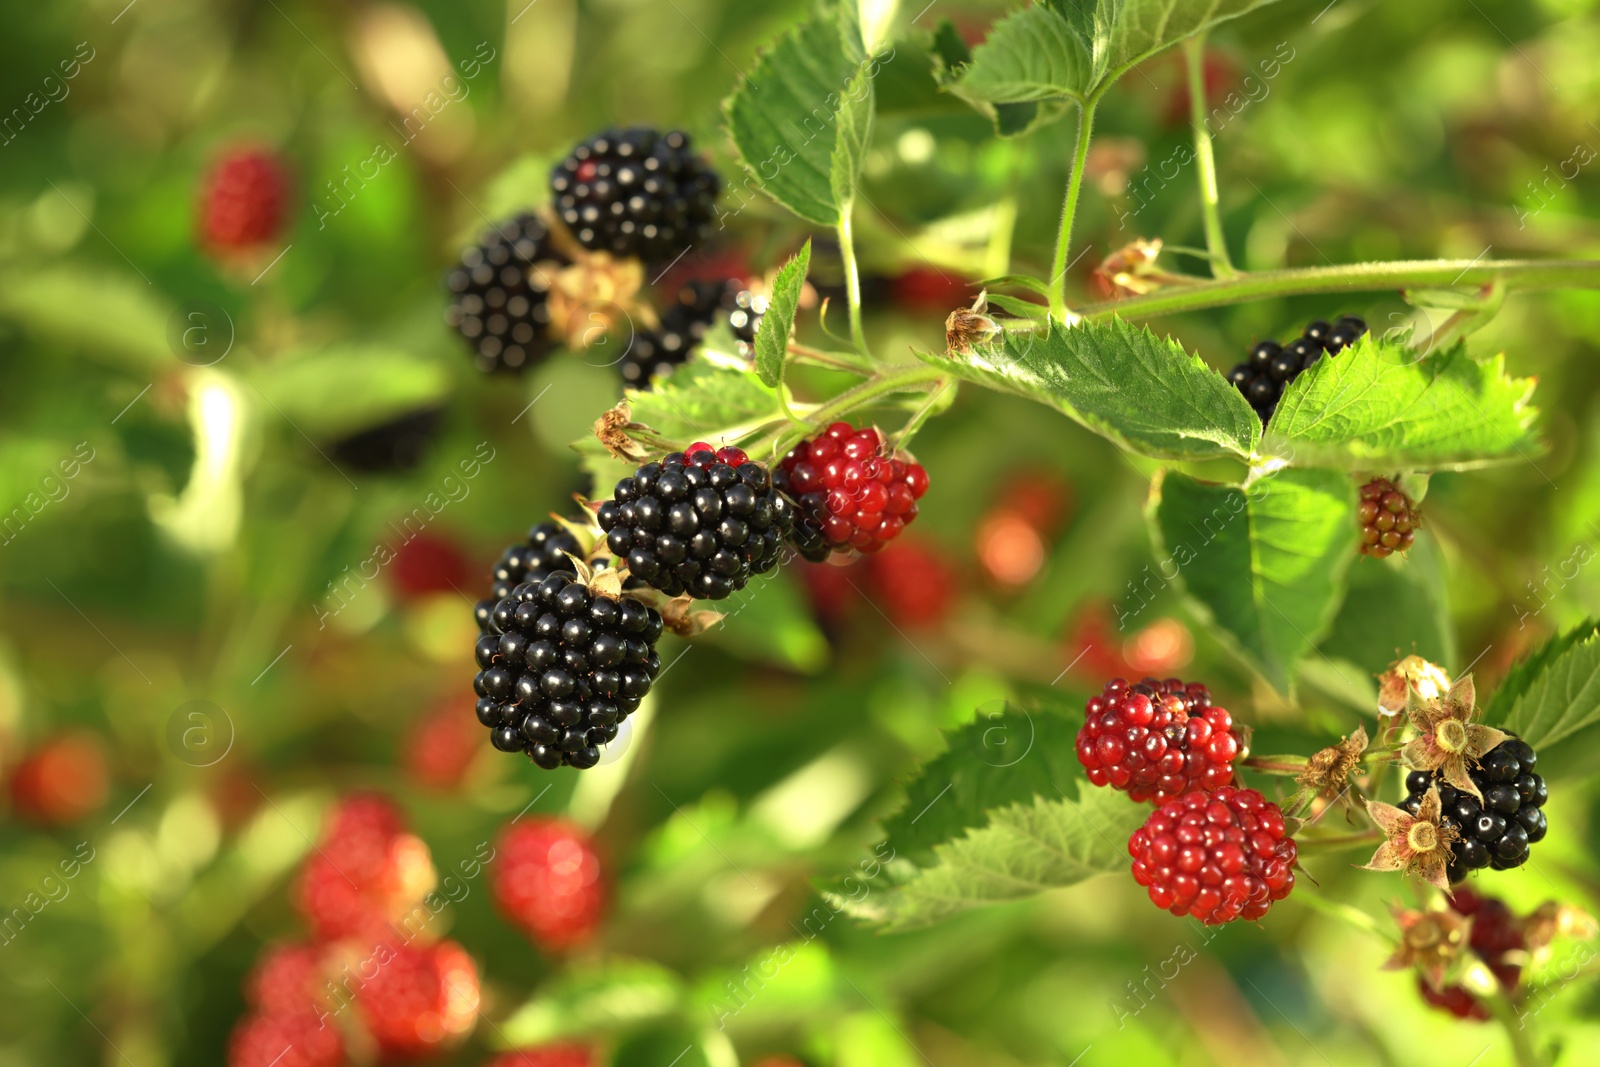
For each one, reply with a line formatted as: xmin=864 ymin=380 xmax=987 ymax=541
xmin=550 ymin=128 xmax=720 ymax=263
xmin=1226 ymin=314 xmax=1368 ymax=423
xmin=597 ymin=444 xmax=792 ymax=600
xmin=331 ymin=408 xmax=442 ymax=473
xmin=473 ymin=573 xmax=664 ymax=770
xmin=1402 ymin=736 xmax=1548 ymax=882
xmin=444 ymin=213 xmax=564 ymax=374
xmin=474 ymin=523 xmax=583 ymax=632
xmin=616 ymin=280 xmax=773 ymax=386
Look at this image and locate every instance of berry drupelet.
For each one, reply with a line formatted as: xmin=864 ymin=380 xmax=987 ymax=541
xmin=550 ymin=128 xmax=720 ymax=262
xmin=1358 ymin=476 xmax=1418 ymax=558
xmin=598 ymin=444 xmax=792 ymax=600
xmin=445 ymin=213 xmax=565 ymax=374
xmin=475 ymin=522 xmax=583 ymax=631
xmin=1077 ymin=677 xmax=1241 ymax=803
xmin=1128 ymin=786 xmax=1298 ymax=924
xmin=774 ymin=422 xmax=929 ymax=562
xmin=1226 ymin=315 xmax=1368 ymax=423
xmin=1401 ymin=736 xmax=1547 ymax=881
xmin=473 ymin=574 xmax=664 ymax=770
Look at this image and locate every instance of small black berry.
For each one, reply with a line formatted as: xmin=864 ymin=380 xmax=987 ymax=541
xmin=1403 ymin=734 xmax=1548 ymax=883
xmin=444 ymin=213 xmax=564 ymax=374
xmin=475 ymin=523 xmax=584 ymax=632
xmin=331 ymin=408 xmax=443 ymax=474
xmin=550 ymin=128 xmax=720 ymax=262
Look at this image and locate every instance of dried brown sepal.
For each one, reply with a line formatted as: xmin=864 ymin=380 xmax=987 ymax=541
xmin=1091 ymin=238 xmax=1179 ymax=299
xmin=1400 ymin=675 xmax=1508 ymax=803
xmin=660 ymin=595 xmax=724 ymax=638
xmin=1361 ymin=787 xmax=1459 ymax=890
xmin=1522 ymin=901 xmax=1599 ymax=956
xmin=593 ymin=402 xmax=654 ymax=462
xmin=544 ymin=253 xmax=650 ymax=351
xmin=946 ymin=291 xmax=1001 ymax=355
xmin=1378 ymin=655 xmax=1453 ymax=716
xmin=1385 ymin=903 xmax=1474 ymax=991
xmin=1296 ymin=725 xmax=1369 ymax=799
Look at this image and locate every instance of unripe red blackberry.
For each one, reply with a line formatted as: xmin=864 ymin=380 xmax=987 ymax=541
xmin=1401 ymin=737 xmax=1546 ymax=882
xmin=866 ymin=540 xmax=957 ymax=628
xmin=294 ymin=795 xmax=436 ymax=942
xmin=201 ymin=147 xmax=291 ymax=250
xmin=492 ymin=818 xmax=606 ymax=951
xmin=7 ymin=731 xmax=108 ymax=826
xmin=1226 ymin=315 xmax=1367 ymax=423
xmin=353 ymin=939 xmax=479 ymax=1059
xmin=1128 ymin=785 xmax=1298 ymax=924
xmin=228 ymin=1011 xmax=342 ymax=1067
xmin=445 ymin=213 xmax=565 ymax=374
xmin=550 ymin=128 xmax=720 ymax=262
xmin=246 ymin=942 xmax=329 ymax=1018
xmin=391 ymin=530 xmax=471 ymax=601
xmin=473 ymin=574 xmax=663 ymax=770
xmin=475 ymin=522 xmax=583 ymax=631
xmin=1358 ymin=477 xmax=1418 ymax=557
xmin=1415 ymin=887 xmax=1527 ymax=1020
xmin=775 ymin=422 xmax=929 ymax=561
xmin=597 ymin=445 xmax=792 ymax=599
xmin=1076 ymin=677 xmax=1240 ymax=803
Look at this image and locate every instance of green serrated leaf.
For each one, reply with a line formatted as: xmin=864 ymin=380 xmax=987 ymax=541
xmin=929 ymin=17 xmax=971 ymax=70
xmin=879 ymin=700 xmax=1087 ymax=865
xmin=843 ymin=784 xmax=1145 ymax=932
xmin=915 ymin=317 xmax=1260 ymax=461
xmin=723 ymin=6 xmax=871 ymax=227
xmin=1263 ymin=338 xmax=1541 ymax=471
xmin=755 ymin=241 xmax=812 ymax=390
xmin=498 ymin=959 xmax=684 ymax=1047
xmin=946 ymin=1 xmax=1287 ymax=132
xmin=1151 ymin=468 xmax=1358 ymax=693
xmin=1319 ymin=529 xmax=1456 ymax=673
xmin=983 ymin=292 xmax=1049 ymax=318
xmin=1496 ymin=624 xmax=1600 ymax=767
xmin=831 ymin=63 xmax=876 ymax=216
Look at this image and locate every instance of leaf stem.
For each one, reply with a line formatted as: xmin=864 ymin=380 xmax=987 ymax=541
xmin=1183 ymin=34 xmax=1237 ymax=279
xmin=839 ymin=209 xmax=869 ymax=354
xmin=891 ymin=378 xmax=953 ymax=451
xmin=1050 ymin=259 xmax=1600 ymax=323
xmin=1049 ymin=96 xmax=1099 ymax=322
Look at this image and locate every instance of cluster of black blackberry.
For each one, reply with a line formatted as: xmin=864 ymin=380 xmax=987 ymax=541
xmin=550 ymin=128 xmax=720 ymax=263
xmin=473 ymin=523 xmax=581 ymax=633
xmin=617 ymin=279 xmax=770 ymax=387
xmin=598 ymin=444 xmax=792 ymax=601
xmin=1402 ymin=736 xmax=1548 ymax=882
xmin=1226 ymin=315 xmax=1368 ymax=423
xmin=473 ymin=573 xmax=664 ymax=770
xmin=443 ymin=214 xmax=565 ymax=374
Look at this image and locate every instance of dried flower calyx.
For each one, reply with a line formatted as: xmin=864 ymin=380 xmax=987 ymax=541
xmin=1400 ymin=675 xmax=1508 ymax=803
xmin=1361 ymin=786 xmax=1459 ymax=890
xmin=1378 ymin=655 xmax=1452 ymax=715
xmin=1385 ymin=902 xmax=1474 ymax=990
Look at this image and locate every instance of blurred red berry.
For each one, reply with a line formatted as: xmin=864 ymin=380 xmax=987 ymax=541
xmin=404 ymin=696 xmax=482 ymax=792
xmin=797 ymin=558 xmax=863 ymax=628
xmin=355 ymin=939 xmax=479 ymax=1059
xmin=493 ymin=818 xmax=605 ymax=952
xmin=228 ymin=1011 xmax=343 ymax=1067
xmin=1063 ymin=604 xmax=1131 ymax=683
xmin=8 ymin=731 xmax=109 ymax=826
xmin=485 ymin=1045 xmax=597 ymax=1067
xmin=865 ymin=539 xmax=956 ymax=627
xmin=888 ymin=265 xmax=970 ymax=312
xmin=295 ymin=795 xmax=436 ymax=943
xmin=390 ymin=532 xmax=472 ymax=601
xmin=248 ymin=942 xmax=330 ymax=1018
xmin=1164 ymin=50 xmax=1238 ymax=127
xmin=975 ymin=510 xmax=1046 ymax=588
xmin=1417 ymin=888 xmax=1529 ymax=1020
xmin=201 ymin=147 xmax=291 ymax=250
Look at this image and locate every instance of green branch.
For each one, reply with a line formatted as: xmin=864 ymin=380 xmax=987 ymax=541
xmin=1183 ymin=34 xmax=1236 ymax=279
xmin=1063 ymin=259 xmax=1600 ymax=322
xmin=1049 ymin=96 xmax=1099 ymax=322
xmin=838 ymin=207 xmax=869 ymax=353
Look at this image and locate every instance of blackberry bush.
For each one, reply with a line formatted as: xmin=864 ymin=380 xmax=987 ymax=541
xmin=1076 ymin=677 xmax=1241 ymax=803
xmin=550 ymin=128 xmax=720 ymax=262
xmin=1225 ymin=315 xmax=1368 ymax=423
xmin=775 ymin=422 xmax=929 ymax=561
xmin=1128 ymin=786 xmax=1298 ymax=924
xmin=1401 ymin=737 xmax=1547 ymax=881
xmin=597 ymin=444 xmax=791 ymax=600
xmin=475 ymin=522 xmax=583 ymax=631
xmin=473 ymin=573 xmax=663 ymax=770
xmin=444 ymin=213 xmax=565 ymax=374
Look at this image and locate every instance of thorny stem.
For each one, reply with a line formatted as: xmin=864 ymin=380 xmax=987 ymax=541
xmin=787 ymin=342 xmax=876 ymax=375
xmin=890 ymin=378 xmax=953 ymax=451
xmin=1049 ymin=96 xmax=1099 ymax=322
xmin=1061 ymin=258 xmax=1600 ymax=323
xmin=1184 ymin=34 xmax=1237 ymax=279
